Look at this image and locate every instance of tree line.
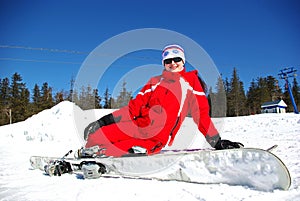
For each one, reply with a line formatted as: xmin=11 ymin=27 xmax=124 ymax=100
xmin=0 ymin=72 xmax=133 ymax=125
xmin=209 ymin=68 xmax=300 ymax=117
xmin=1 ymin=68 xmax=299 ymax=125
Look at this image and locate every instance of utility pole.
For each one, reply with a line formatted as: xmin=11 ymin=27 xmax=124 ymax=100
xmin=3 ymin=108 xmax=12 ymax=124
xmin=278 ymin=67 xmax=299 ymax=114
xmin=9 ymin=109 xmax=12 ymax=124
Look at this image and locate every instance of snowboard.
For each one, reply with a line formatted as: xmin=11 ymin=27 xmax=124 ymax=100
xmin=30 ymin=147 xmax=291 ymax=192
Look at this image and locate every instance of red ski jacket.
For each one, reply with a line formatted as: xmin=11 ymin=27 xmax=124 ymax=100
xmin=110 ymin=68 xmax=219 ymax=153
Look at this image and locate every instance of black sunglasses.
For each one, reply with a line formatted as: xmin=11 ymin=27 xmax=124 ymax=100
xmin=164 ymin=57 xmax=182 ymax=65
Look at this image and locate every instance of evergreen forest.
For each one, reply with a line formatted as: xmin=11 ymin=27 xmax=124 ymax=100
xmin=0 ymin=68 xmax=299 ymax=126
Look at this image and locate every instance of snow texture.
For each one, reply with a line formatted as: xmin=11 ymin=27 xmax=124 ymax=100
xmin=0 ymin=101 xmax=299 ymax=201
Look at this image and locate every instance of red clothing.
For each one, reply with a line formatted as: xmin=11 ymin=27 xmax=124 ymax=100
xmin=85 ymin=69 xmax=219 ymax=156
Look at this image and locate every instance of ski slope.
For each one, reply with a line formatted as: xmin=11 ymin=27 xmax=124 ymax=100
xmin=0 ymin=101 xmax=299 ymax=201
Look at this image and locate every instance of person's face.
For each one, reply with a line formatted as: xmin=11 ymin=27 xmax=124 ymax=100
xmin=163 ymin=57 xmax=184 ymax=72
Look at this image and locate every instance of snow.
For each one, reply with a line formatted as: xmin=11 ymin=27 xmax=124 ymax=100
xmin=0 ymin=101 xmax=299 ymax=201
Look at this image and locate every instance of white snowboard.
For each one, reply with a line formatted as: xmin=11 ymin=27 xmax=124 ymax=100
xmin=30 ymin=147 xmax=291 ymax=192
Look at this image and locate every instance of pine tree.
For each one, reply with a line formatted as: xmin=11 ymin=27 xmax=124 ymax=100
xmin=227 ymin=68 xmax=246 ymax=116
xmin=246 ymin=76 xmax=283 ymax=114
xmin=78 ymin=85 xmax=87 ymax=109
xmin=85 ymin=85 xmax=94 ymax=109
xmin=110 ymin=97 xmax=116 ymax=109
xmin=214 ymin=75 xmax=227 ymax=117
xmin=0 ymin=78 xmax=11 ymax=125
xmin=266 ymin=76 xmax=282 ymax=101
xmin=246 ymin=79 xmax=260 ymax=114
xmin=209 ymin=76 xmax=226 ymax=117
xmin=32 ymin=84 xmax=42 ymax=113
xmin=20 ymin=85 xmax=30 ymax=119
xmin=93 ymin=89 xmax=102 ymax=109
xmin=41 ymin=82 xmax=54 ymax=109
xmin=72 ymin=88 xmax=79 ymax=105
xmin=257 ymin=77 xmax=272 ymax=104
xmin=113 ymin=80 xmax=132 ymax=108
xmin=103 ymin=87 xmax=111 ymax=109
xmin=54 ymin=90 xmax=65 ymax=104
xmin=0 ymin=78 xmax=10 ymax=107
xmin=224 ymin=77 xmax=230 ymax=94
xmin=10 ymin=73 xmax=30 ymax=123
xmin=76 ymin=85 xmax=101 ymax=110
xmin=282 ymin=81 xmax=292 ymax=112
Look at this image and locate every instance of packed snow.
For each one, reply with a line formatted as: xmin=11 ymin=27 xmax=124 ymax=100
xmin=0 ymin=101 xmax=299 ymax=201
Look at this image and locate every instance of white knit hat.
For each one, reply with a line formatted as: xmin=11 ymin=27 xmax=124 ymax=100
xmin=162 ymin=44 xmax=185 ymax=64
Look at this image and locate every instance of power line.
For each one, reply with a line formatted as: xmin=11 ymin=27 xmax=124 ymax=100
xmin=0 ymin=44 xmax=158 ymax=61
xmin=0 ymin=57 xmax=82 ymax=65
xmin=0 ymin=45 xmax=89 ymax=55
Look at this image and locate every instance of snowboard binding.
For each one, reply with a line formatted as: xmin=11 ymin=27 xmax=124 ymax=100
xmin=81 ymin=162 xmax=107 ymax=179
xmin=74 ymin=146 xmax=107 ymax=159
xmin=44 ymin=160 xmax=72 ymax=176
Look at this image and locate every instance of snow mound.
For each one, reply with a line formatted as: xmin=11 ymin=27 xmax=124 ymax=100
xmin=0 ymin=101 xmax=114 ymax=144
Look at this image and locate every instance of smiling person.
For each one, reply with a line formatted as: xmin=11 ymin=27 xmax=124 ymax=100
xmin=81 ymin=44 xmax=244 ymax=157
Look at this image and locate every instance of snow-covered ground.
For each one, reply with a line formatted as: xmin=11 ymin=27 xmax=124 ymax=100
xmin=0 ymin=101 xmax=299 ymax=201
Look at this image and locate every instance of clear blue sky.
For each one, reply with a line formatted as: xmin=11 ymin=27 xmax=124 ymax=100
xmin=0 ymin=0 xmax=299 ymax=99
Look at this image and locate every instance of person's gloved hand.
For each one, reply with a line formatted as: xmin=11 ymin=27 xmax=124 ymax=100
xmin=214 ymin=139 xmax=244 ymax=150
xmin=84 ymin=113 xmax=121 ymax=140
xmin=206 ymin=134 xmax=244 ymax=150
xmin=84 ymin=120 xmax=102 ymax=140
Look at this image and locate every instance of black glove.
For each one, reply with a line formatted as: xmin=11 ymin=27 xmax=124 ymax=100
xmin=206 ymin=134 xmax=244 ymax=150
xmin=84 ymin=113 xmax=121 ymax=140
xmin=214 ymin=139 xmax=244 ymax=150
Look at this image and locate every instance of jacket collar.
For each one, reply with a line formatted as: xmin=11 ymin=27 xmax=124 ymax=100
xmin=162 ymin=68 xmax=186 ymax=82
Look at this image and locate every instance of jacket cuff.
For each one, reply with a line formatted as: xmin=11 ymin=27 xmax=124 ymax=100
xmin=205 ymin=133 xmax=221 ymax=148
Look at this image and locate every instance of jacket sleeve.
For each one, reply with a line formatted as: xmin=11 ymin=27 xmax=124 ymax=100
xmin=189 ymin=73 xmax=219 ymax=138
xmin=112 ymin=78 xmax=155 ymax=122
